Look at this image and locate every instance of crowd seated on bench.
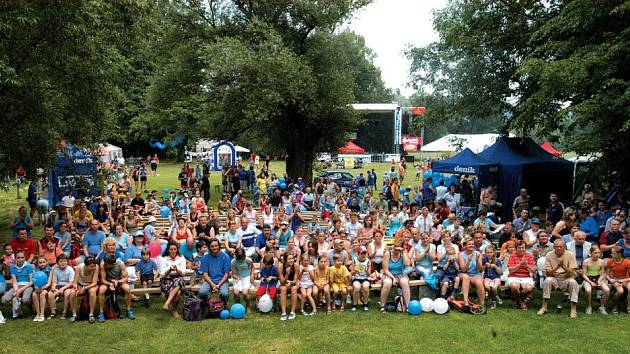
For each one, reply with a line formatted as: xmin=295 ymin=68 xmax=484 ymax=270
xmin=2 ymin=162 xmax=630 ymax=324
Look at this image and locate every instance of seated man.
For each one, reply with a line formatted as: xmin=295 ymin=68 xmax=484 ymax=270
xmin=537 ymin=239 xmax=579 ymax=319
xmin=98 ymin=254 xmax=135 ymax=322
xmin=198 ymin=239 xmax=230 ymax=306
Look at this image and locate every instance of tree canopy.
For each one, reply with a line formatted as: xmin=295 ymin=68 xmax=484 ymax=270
xmin=408 ymin=0 xmax=630 ymax=186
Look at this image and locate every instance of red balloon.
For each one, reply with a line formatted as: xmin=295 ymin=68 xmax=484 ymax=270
xmin=149 ymin=242 xmax=162 ymax=258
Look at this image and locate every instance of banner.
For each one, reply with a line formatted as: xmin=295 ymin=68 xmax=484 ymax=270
xmin=402 ymin=136 xmax=422 ymax=152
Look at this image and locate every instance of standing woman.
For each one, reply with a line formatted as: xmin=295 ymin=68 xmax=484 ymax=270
xmin=278 ymin=253 xmax=300 ymax=320
xmin=379 ymin=238 xmax=411 ymax=313
xmin=458 ymin=236 xmax=486 ymax=308
xmin=158 ymin=241 xmax=187 ymax=319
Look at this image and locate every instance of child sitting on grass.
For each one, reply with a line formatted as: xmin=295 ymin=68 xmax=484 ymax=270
xmin=330 ymin=254 xmax=350 ymax=312
xmin=436 ymin=246 xmax=460 ymax=298
xmin=135 ymin=248 xmax=158 ymax=307
xmin=313 ymin=255 xmax=331 ymax=314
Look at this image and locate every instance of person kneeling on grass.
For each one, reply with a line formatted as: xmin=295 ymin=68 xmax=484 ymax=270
xmin=278 ymin=253 xmax=300 ymax=320
xmin=537 ymin=239 xmax=579 ymax=319
xmin=313 ymin=255 xmax=331 ymax=314
xmin=198 ymin=239 xmax=230 ymax=307
xmin=606 ymin=245 xmax=630 ymax=314
xmin=158 ymin=241 xmax=186 ymax=319
xmin=98 ymin=254 xmax=135 ymax=322
xmin=351 ymin=246 xmax=371 ymax=312
xmin=581 ymin=246 xmax=609 ymax=315
xmin=231 ymin=248 xmax=254 ymax=310
xmin=46 ymin=254 xmax=75 ymax=320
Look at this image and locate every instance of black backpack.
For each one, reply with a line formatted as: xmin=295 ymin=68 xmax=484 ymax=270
xmin=105 ymin=292 xmax=121 ymax=320
xmin=183 ymin=293 xmax=205 ymax=321
xmin=76 ymin=295 xmax=91 ymax=321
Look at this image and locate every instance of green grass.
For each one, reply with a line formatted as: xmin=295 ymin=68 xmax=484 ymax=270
xmin=0 ymin=160 xmax=625 ymax=353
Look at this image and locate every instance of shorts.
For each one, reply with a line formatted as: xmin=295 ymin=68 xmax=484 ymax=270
xmin=150 ymin=163 xmax=157 ymax=171
xmin=140 ymin=274 xmax=154 ymax=284
xmin=233 ymin=276 xmax=252 ymax=292
xmin=483 ymin=278 xmax=501 ymax=286
xmin=36 ymin=199 xmax=49 ymax=214
xmin=256 ymin=286 xmax=277 ymax=299
xmin=160 ymin=277 xmax=185 ymax=297
xmin=441 ymin=274 xmax=458 ymax=283
xmin=506 ymin=277 xmax=535 ymax=287
xmin=372 ymin=262 xmax=383 ymax=273
xmin=140 ymin=177 xmax=147 ymax=182
xmin=332 ymin=283 xmax=347 ymax=293
xmin=583 ymin=276 xmax=606 ymax=288
xmin=315 ymin=281 xmax=329 ymax=289
xmin=298 ymin=280 xmax=314 ymax=289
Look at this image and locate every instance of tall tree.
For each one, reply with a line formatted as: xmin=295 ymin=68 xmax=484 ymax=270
xmin=408 ymin=0 xmax=630 ymax=187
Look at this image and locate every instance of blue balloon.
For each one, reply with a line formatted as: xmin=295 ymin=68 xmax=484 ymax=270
xmin=33 ymin=271 xmax=47 ymax=288
xmin=400 ymin=187 xmax=406 ymax=195
xmin=278 ymin=178 xmax=286 ymax=184
xmin=162 ymin=187 xmax=170 ymax=195
xmin=408 ymin=300 xmax=422 ymax=315
xmin=159 ymin=206 xmax=170 ymax=217
xmin=279 ymin=182 xmax=287 ymax=190
xmin=220 ymin=309 xmax=230 ymax=320
xmin=230 ymin=303 xmax=246 ymax=319
xmin=423 ymin=171 xmax=432 ymax=179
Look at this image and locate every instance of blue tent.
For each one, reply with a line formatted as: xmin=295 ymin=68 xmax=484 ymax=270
xmin=431 ymin=148 xmax=499 ymax=188
xmin=48 ymin=147 xmax=99 ymax=206
xmin=478 ymin=137 xmax=573 ymax=219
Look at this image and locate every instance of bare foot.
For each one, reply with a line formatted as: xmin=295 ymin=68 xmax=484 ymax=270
xmin=172 ymin=311 xmax=181 ymax=320
xmin=162 ymin=304 xmax=170 ymax=311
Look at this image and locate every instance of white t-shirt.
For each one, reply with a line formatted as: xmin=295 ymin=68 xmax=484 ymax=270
xmin=436 ymin=186 xmax=448 ymax=200
xmin=345 ymin=222 xmax=362 ymax=239
xmin=437 ymin=243 xmax=460 ymax=257
xmin=61 ymin=195 xmax=75 ymax=209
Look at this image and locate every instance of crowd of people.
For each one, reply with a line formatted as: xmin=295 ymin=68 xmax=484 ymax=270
xmin=1 ymin=158 xmax=629 ymax=324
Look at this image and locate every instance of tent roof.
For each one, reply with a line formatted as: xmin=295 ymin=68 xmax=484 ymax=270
xmin=432 ymin=148 xmax=498 ymax=173
xmin=479 ymin=137 xmax=573 ymax=169
xmin=338 ymin=141 xmax=365 ymax=154
xmin=421 ymin=134 xmax=506 ymax=153
xmin=234 ymin=145 xmax=250 ymax=153
xmin=540 ymin=141 xmax=561 ymax=156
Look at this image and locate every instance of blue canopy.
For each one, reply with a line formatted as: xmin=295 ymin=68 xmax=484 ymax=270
xmin=478 ymin=137 xmax=573 ymax=219
xmin=48 ymin=147 xmax=99 ymax=206
xmin=431 ymin=148 xmax=499 ymax=188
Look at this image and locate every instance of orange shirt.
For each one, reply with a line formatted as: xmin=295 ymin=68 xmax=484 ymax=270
xmin=607 ymin=258 xmax=630 ymax=279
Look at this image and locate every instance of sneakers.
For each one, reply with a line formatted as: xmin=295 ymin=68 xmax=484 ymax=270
xmin=598 ymin=307 xmax=608 ymax=315
xmin=127 ymin=310 xmax=136 ymax=320
xmin=144 ymin=298 xmax=151 ymax=308
xmin=68 ymin=315 xmax=76 ymax=323
xmin=33 ymin=315 xmax=45 ymax=322
xmin=98 ymin=313 xmax=106 ymax=323
xmin=351 ymin=306 xmax=357 ymax=312
xmin=363 ymin=306 xmax=369 ymax=312
xmin=280 ymin=313 xmax=287 ymax=321
xmin=495 ymin=296 xmax=503 ymax=305
xmin=585 ymin=306 xmax=592 ymax=315
xmin=288 ymin=312 xmax=296 ymax=320
xmin=346 ymin=295 xmax=352 ymax=304
xmin=0 ymin=316 xmax=5 ymax=324
xmin=89 ymin=314 xmax=96 ymax=324
xmin=490 ymin=301 xmax=497 ymax=310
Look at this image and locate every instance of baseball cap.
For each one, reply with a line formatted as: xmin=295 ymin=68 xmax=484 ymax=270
xmin=133 ymin=230 xmax=144 ymax=238
xmin=531 ymin=218 xmax=541 ymax=225
xmin=148 ymin=216 xmax=157 ymax=223
xmin=281 ymin=221 xmax=289 ymax=226
xmin=359 ymin=246 xmax=367 ymax=253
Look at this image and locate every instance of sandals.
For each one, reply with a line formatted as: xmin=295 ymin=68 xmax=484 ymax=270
xmin=326 ymin=308 xmax=332 ymax=315
xmin=380 ymin=306 xmax=386 ymax=314
xmin=60 ymin=313 xmax=67 ymax=320
xmin=48 ymin=313 xmax=56 ymax=320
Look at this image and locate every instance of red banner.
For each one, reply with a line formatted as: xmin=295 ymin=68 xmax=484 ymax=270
xmin=402 ymin=136 xmax=422 ymax=152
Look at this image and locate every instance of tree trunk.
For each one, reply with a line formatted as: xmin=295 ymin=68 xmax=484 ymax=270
xmin=285 ymin=142 xmax=315 ymax=187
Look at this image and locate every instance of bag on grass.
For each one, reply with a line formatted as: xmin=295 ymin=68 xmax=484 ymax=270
xmin=76 ymin=295 xmax=91 ymax=321
xmin=105 ymin=293 xmax=121 ymax=319
xmin=447 ymin=296 xmax=486 ymax=315
xmin=206 ymin=296 xmax=224 ymax=318
xmin=183 ymin=292 xmax=205 ymax=321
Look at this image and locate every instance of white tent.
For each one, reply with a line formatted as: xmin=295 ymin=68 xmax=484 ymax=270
xmin=99 ymin=143 xmax=124 ymax=165
xmin=235 ymin=145 xmax=250 ymax=153
xmin=421 ymin=134 xmax=508 ymax=153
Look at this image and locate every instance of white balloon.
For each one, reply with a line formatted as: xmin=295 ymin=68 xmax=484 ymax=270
xmin=419 ymin=297 xmax=434 ymax=312
xmin=258 ymin=294 xmax=273 ymax=313
xmin=433 ymin=298 xmax=449 ymax=315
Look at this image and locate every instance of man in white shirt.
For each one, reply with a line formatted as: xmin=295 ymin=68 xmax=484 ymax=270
xmin=414 ymin=207 xmax=434 ymax=234
xmin=435 ymin=180 xmax=448 ymax=201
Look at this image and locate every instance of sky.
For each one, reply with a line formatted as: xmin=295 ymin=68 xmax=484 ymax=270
xmin=346 ymin=0 xmax=448 ymax=97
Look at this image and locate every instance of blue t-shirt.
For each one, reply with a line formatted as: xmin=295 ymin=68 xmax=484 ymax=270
xmin=617 ymin=239 xmax=630 ymax=259
xmin=482 ymin=257 xmax=503 ymax=280
xmin=124 ymin=245 xmax=143 ymax=262
xmin=200 ymin=251 xmax=231 ymax=284
xmin=135 ymin=259 xmax=157 ymax=276
xmin=259 ymin=265 xmax=279 ymax=288
xmin=255 ymin=232 xmax=275 ymax=250
xmin=96 ymin=250 xmax=125 ymax=263
xmin=238 ymin=226 xmax=257 ymax=248
xmin=55 ymin=231 xmax=72 ymax=252
xmin=12 ymin=215 xmax=33 ymax=238
xmin=423 ymin=182 xmax=434 ymax=201
xmin=10 ymin=263 xmax=34 ymax=284
xmin=438 ymin=257 xmax=458 ymax=277
xmin=83 ymin=230 xmax=106 ymax=256
xmin=179 ymin=244 xmax=197 ymax=262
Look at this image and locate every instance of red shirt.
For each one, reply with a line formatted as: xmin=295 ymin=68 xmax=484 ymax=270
xmin=607 ymin=258 xmax=630 ymax=279
xmin=507 ymin=252 xmax=534 ymax=278
xmin=9 ymin=238 xmax=38 ymax=260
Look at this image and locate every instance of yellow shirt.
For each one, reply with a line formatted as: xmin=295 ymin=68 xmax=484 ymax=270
xmin=257 ymin=177 xmax=268 ymax=194
xmin=330 ymin=265 xmax=350 ymax=285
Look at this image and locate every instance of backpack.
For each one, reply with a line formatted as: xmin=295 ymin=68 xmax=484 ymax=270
xmin=206 ymin=297 xmax=224 ymax=318
xmin=105 ymin=292 xmax=121 ymax=319
xmin=183 ymin=293 xmax=205 ymax=321
xmin=447 ymin=296 xmax=486 ymax=315
xmin=76 ymin=295 xmax=91 ymax=321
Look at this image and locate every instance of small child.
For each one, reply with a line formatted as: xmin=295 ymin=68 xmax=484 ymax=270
xmin=297 ymin=256 xmax=316 ymax=316
xmin=231 ymin=248 xmax=254 ymax=310
xmin=32 ymin=256 xmax=51 ymax=322
xmin=135 ymin=249 xmax=158 ymax=307
xmin=329 ymin=254 xmax=350 ymax=312
xmin=256 ymin=255 xmax=279 ymax=310
xmin=483 ymin=246 xmax=503 ymax=309
xmin=581 ymin=246 xmax=609 ymax=315
xmin=190 ymin=241 xmax=208 ymax=286
xmin=41 ymin=239 xmax=63 ymax=267
xmin=313 ymin=255 xmax=331 ymax=314
xmin=436 ymin=246 xmax=460 ymax=298
xmin=47 ymin=254 xmax=75 ymax=320
xmin=350 ymin=246 xmax=371 ymax=312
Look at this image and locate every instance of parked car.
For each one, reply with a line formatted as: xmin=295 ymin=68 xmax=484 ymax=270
xmin=315 ymin=170 xmax=354 ymax=187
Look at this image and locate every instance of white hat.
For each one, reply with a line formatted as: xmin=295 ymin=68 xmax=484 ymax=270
xmin=281 ymin=221 xmax=289 ymax=226
xmin=148 ymin=216 xmax=157 ymax=223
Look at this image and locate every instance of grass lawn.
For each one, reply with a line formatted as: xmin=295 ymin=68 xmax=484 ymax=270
xmin=0 ymin=161 xmax=626 ymax=353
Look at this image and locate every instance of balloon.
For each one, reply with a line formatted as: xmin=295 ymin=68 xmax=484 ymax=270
xmin=162 ymin=187 xmax=170 ymax=195
xmin=278 ymin=178 xmax=285 ymax=184
xmin=408 ymin=300 xmax=422 ymax=315
xmin=420 ymin=298 xmax=434 ymax=312
xmin=149 ymin=242 xmax=162 ymax=258
xmin=399 ymin=187 xmax=406 ymax=195
xmin=33 ymin=271 xmax=47 ymax=289
xmin=432 ymin=180 xmax=440 ymax=188
xmin=258 ymin=294 xmax=273 ymax=313
xmin=159 ymin=206 xmax=170 ymax=217
xmin=230 ymin=303 xmax=246 ymax=319
xmin=425 ymin=274 xmax=438 ymax=290
xmin=433 ymin=298 xmax=450 ymax=315
xmin=279 ymin=182 xmax=287 ymax=190
xmin=220 ymin=309 xmax=230 ymax=320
